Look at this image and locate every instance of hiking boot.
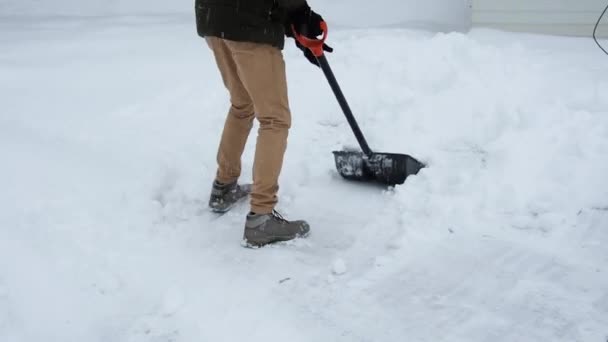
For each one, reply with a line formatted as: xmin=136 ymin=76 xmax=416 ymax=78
xmin=243 ymin=210 xmax=310 ymax=247
xmin=208 ymin=180 xmax=251 ymax=213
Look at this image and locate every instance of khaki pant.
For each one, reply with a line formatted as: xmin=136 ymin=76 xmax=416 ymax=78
xmin=206 ymin=37 xmax=291 ymax=214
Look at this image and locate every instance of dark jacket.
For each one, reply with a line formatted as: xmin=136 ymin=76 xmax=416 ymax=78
xmin=195 ymin=0 xmax=306 ymax=49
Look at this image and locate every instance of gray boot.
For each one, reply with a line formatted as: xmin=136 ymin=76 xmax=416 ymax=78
xmin=209 ymin=181 xmax=251 ymax=213
xmin=243 ymin=211 xmax=310 ymax=247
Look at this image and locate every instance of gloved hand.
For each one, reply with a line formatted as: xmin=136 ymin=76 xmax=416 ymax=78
xmin=286 ymin=4 xmax=333 ymax=66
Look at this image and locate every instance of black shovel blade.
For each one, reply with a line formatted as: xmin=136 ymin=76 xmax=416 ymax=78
xmin=332 ymin=151 xmax=425 ymax=186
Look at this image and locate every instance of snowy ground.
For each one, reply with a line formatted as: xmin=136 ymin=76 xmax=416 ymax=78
xmin=1 ymin=15 xmax=608 ymax=342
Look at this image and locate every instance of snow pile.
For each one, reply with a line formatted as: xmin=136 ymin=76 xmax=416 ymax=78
xmin=1 ymin=15 xmax=607 ymax=342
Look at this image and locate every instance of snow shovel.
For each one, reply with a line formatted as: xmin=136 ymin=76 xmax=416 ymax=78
xmin=293 ymin=22 xmax=425 ymax=186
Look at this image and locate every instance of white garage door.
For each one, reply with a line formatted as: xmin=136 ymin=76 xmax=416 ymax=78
xmin=472 ymin=0 xmax=608 ymax=37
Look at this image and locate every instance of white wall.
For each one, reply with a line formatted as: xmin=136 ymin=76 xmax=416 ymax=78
xmin=0 ymin=0 xmax=470 ymax=32
xmin=0 ymin=0 xmax=193 ymax=16
xmin=472 ymin=0 xmax=608 ymax=37
xmin=313 ymin=0 xmax=470 ymax=31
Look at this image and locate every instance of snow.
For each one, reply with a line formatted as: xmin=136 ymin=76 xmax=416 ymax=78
xmin=332 ymin=258 xmax=348 ymax=275
xmin=1 ymin=14 xmax=608 ymax=342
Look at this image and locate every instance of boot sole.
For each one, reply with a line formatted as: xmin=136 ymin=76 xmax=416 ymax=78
xmin=210 ymin=206 xmax=233 ymax=214
xmin=242 ymin=231 xmax=310 ymax=248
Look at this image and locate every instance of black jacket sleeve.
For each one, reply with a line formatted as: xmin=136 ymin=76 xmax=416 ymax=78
xmin=276 ymin=0 xmax=307 ymax=11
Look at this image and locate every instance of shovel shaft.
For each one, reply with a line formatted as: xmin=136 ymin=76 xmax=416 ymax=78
xmin=316 ymin=55 xmax=373 ymax=157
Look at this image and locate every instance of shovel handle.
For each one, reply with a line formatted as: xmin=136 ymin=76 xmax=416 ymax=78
xmin=292 ymin=21 xmax=329 ymax=57
xmin=316 ymin=55 xmax=373 ymax=156
xmin=293 ymin=22 xmax=373 ymax=156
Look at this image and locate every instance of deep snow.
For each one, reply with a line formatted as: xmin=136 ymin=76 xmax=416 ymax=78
xmin=1 ymin=14 xmax=608 ymax=342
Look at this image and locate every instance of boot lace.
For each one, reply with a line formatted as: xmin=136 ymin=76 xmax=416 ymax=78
xmin=271 ymin=210 xmax=289 ymax=223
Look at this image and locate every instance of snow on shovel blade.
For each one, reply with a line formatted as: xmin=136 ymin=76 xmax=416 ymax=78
xmin=332 ymin=151 xmax=425 ymax=186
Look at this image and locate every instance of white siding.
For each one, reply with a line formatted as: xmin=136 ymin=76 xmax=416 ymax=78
xmin=472 ymin=0 xmax=608 ymax=37
xmin=0 ymin=0 xmax=471 ymax=32
xmin=318 ymin=0 xmax=469 ymax=31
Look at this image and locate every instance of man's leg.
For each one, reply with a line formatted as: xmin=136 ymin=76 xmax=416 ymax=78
xmin=224 ymin=40 xmax=291 ymax=214
xmin=205 ymin=37 xmax=255 ymax=184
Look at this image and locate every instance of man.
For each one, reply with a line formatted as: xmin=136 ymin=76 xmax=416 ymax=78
xmin=195 ymin=0 xmax=332 ymax=247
